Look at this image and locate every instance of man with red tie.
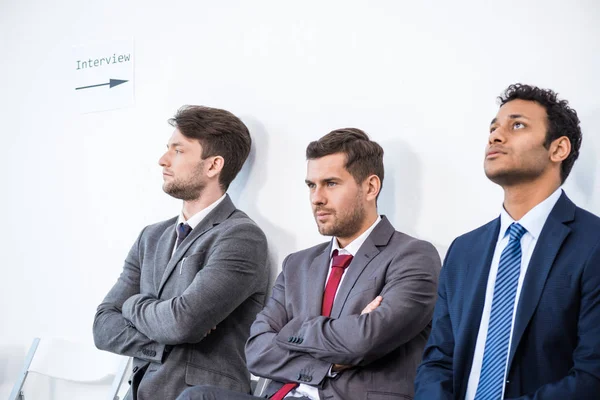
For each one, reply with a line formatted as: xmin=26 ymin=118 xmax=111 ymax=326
xmin=178 ymin=128 xmax=441 ymax=400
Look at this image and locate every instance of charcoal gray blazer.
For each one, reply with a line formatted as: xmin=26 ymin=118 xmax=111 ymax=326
xmin=93 ymin=195 xmax=269 ymax=400
xmin=246 ymin=216 xmax=441 ymax=400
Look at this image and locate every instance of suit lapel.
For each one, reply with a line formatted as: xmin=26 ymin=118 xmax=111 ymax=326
xmin=456 ymin=218 xmax=500 ymax=399
xmin=153 ymin=220 xmax=177 ymax=292
xmin=330 ymin=217 xmax=393 ymax=319
xmin=308 ymin=244 xmax=333 ymax=316
xmin=157 ymin=195 xmax=237 ymax=296
xmin=507 ymin=193 xmax=574 ymax=370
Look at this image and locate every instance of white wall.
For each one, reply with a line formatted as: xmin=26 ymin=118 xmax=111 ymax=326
xmin=1 ymin=0 xmax=599 ymax=397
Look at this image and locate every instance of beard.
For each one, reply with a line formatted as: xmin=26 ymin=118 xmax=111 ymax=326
xmin=163 ymin=161 xmax=206 ymax=201
xmin=484 ymin=157 xmax=548 ymax=187
xmin=314 ymin=194 xmax=366 ymax=240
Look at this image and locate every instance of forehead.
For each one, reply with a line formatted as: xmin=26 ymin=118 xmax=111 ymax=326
xmin=495 ymin=99 xmax=547 ymax=122
xmin=168 ymin=128 xmax=200 ymax=147
xmin=306 ymin=153 xmax=350 ymax=179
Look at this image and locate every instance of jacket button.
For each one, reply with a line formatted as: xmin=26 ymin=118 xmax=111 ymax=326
xmin=297 ymin=373 xmax=302 ymax=380
xmin=133 ymin=366 xmax=139 ymax=373
xmin=298 ymin=338 xmax=303 ymax=344
xmin=288 ymin=336 xmax=294 ymax=342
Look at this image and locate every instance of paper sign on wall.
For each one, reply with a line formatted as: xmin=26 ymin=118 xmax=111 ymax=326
xmin=73 ymin=39 xmax=134 ymax=113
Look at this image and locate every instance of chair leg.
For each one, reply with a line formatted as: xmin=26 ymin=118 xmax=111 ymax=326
xmin=8 ymin=338 xmax=40 ymax=400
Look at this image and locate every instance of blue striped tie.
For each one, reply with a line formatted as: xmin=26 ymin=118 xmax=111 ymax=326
xmin=475 ymin=222 xmax=527 ymax=400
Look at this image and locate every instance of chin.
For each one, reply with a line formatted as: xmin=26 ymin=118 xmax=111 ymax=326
xmin=484 ymin=165 xmax=508 ymax=181
xmin=317 ymin=225 xmax=333 ymax=237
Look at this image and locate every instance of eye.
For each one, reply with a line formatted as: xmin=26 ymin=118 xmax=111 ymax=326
xmin=174 ymin=149 xmax=182 ymax=154
xmin=490 ymin=126 xmax=497 ymax=134
xmin=326 ymin=181 xmax=337 ymax=187
xmin=513 ymin=122 xmax=525 ymax=129
xmin=306 ymin=182 xmax=315 ymax=189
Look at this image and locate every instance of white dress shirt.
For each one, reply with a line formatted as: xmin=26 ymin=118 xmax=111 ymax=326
xmin=171 ymin=194 xmax=226 ymax=257
xmin=465 ymin=188 xmax=563 ymax=400
xmin=288 ymin=216 xmax=382 ymax=399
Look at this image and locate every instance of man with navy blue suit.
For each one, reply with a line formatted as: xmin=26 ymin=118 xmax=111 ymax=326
xmin=415 ymin=84 xmax=600 ymax=399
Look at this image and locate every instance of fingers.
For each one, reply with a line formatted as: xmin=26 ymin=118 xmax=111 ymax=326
xmin=203 ymin=326 xmax=218 ymax=337
xmin=332 ymin=364 xmax=352 ymax=372
xmin=361 ymin=295 xmax=383 ymax=315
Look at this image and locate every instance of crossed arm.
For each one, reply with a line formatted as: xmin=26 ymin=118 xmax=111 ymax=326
xmin=93 ymin=228 xmax=165 ymax=363
xmin=246 ymin=240 xmax=440 ymax=383
xmin=93 ymin=223 xmax=268 ymax=360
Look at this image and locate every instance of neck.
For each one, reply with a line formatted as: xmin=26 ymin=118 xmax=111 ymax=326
xmin=336 ymin=209 xmax=379 ymax=249
xmin=181 ymin=187 xmax=225 ymax=220
xmin=502 ymin=178 xmax=560 ymax=220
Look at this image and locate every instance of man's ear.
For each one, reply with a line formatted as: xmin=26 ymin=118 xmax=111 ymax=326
xmin=549 ymin=136 xmax=571 ymax=163
xmin=206 ymin=156 xmax=225 ymax=178
xmin=364 ymin=174 xmax=381 ymax=202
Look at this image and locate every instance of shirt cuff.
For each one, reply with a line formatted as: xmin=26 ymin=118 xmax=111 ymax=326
xmin=327 ymin=364 xmax=338 ymax=378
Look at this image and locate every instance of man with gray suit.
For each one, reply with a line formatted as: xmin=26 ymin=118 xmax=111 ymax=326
xmin=93 ymin=106 xmax=269 ymax=400
xmin=178 ymin=128 xmax=441 ymax=400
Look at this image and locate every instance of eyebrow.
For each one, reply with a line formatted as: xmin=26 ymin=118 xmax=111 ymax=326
xmin=166 ymin=142 xmax=184 ymax=149
xmin=490 ymin=114 xmax=530 ymax=125
xmin=305 ymin=177 xmax=340 ymax=185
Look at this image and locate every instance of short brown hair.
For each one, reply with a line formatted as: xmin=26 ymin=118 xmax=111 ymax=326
xmin=169 ymin=105 xmax=251 ymax=190
xmin=306 ymin=128 xmax=384 ymax=188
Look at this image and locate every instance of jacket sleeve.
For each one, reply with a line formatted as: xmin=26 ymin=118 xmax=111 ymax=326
xmin=93 ymin=227 xmax=166 ymax=363
xmin=121 ymin=222 xmax=268 ymax=345
xmin=275 ymin=239 xmax=441 ymax=366
xmin=245 ymin=255 xmax=332 ymax=386
xmin=414 ymin=239 xmax=457 ymax=400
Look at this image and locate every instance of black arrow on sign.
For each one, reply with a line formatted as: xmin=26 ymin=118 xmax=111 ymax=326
xmin=75 ymin=79 xmax=128 ymax=90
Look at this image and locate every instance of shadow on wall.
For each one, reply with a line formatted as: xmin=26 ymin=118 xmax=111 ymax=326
xmin=378 ymin=138 xmax=449 ymax=261
xmin=228 ymin=118 xmax=296 ymax=289
xmin=567 ymin=109 xmax=600 ymax=215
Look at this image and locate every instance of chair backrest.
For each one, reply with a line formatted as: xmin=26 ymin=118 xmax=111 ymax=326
xmin=252 ymin=377 xmax=271 ymax=397
xmin=9 ymin=337 xmax=131 ymax=400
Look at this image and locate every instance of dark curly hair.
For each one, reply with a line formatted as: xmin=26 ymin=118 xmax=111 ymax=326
xmin=498 ymin=83 xmax=582 ymax=183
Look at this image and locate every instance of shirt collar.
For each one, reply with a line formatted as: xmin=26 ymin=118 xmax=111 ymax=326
xmin=176 ymin=193 xmax=227 ymax=230
xmin=330 ymin=216 xmax=382 ymax=258
xmin=499 ymin=187 xmax=563 ymax=241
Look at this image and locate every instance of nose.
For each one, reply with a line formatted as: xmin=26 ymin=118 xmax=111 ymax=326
xmin=311 ymin=186 xmax=326 ymax=206
xmin=158 ymin=151 xmax=169 ymax=167
xmin=488 ymin=125 xmax=507 ymax=145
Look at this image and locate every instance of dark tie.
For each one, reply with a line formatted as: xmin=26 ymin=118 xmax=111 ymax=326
xmin=475 ymin=223 xmax=527 ymax=400
xmin=176 ymin=223 xmax=192 ymax=248
xmin=271 ymin=249 xmax=354 ymax=400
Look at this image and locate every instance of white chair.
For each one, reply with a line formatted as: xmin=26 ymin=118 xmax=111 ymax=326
xmin=9 ymin=337 xmax=131 ymax=400
xmin=252 ymin=377 xmax=271 ymax=397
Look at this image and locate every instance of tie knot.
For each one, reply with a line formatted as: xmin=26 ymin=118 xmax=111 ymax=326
xmin=177 ymin=223 xmax=193 ymax=243
xmin=507 ymin=222 xmax=527 ymax=241
xmin=331 ymin=249 xmax=353 ymax=269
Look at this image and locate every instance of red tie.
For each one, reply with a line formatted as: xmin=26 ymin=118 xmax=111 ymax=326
xmin=270 ymin=249 xmax=353 ymax=400
xmin=321 ymin=250 xmax=354 ymax=317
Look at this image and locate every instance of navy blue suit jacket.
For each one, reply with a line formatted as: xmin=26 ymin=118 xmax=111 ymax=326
xmin=415 ymin=192 xmax=600 ymax=399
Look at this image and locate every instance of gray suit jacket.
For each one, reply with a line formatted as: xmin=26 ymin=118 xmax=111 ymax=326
xmin=93 ymin=195 xmax=269 ymax=400
xmin=245 ymin=216 xmax=441 ymax=400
